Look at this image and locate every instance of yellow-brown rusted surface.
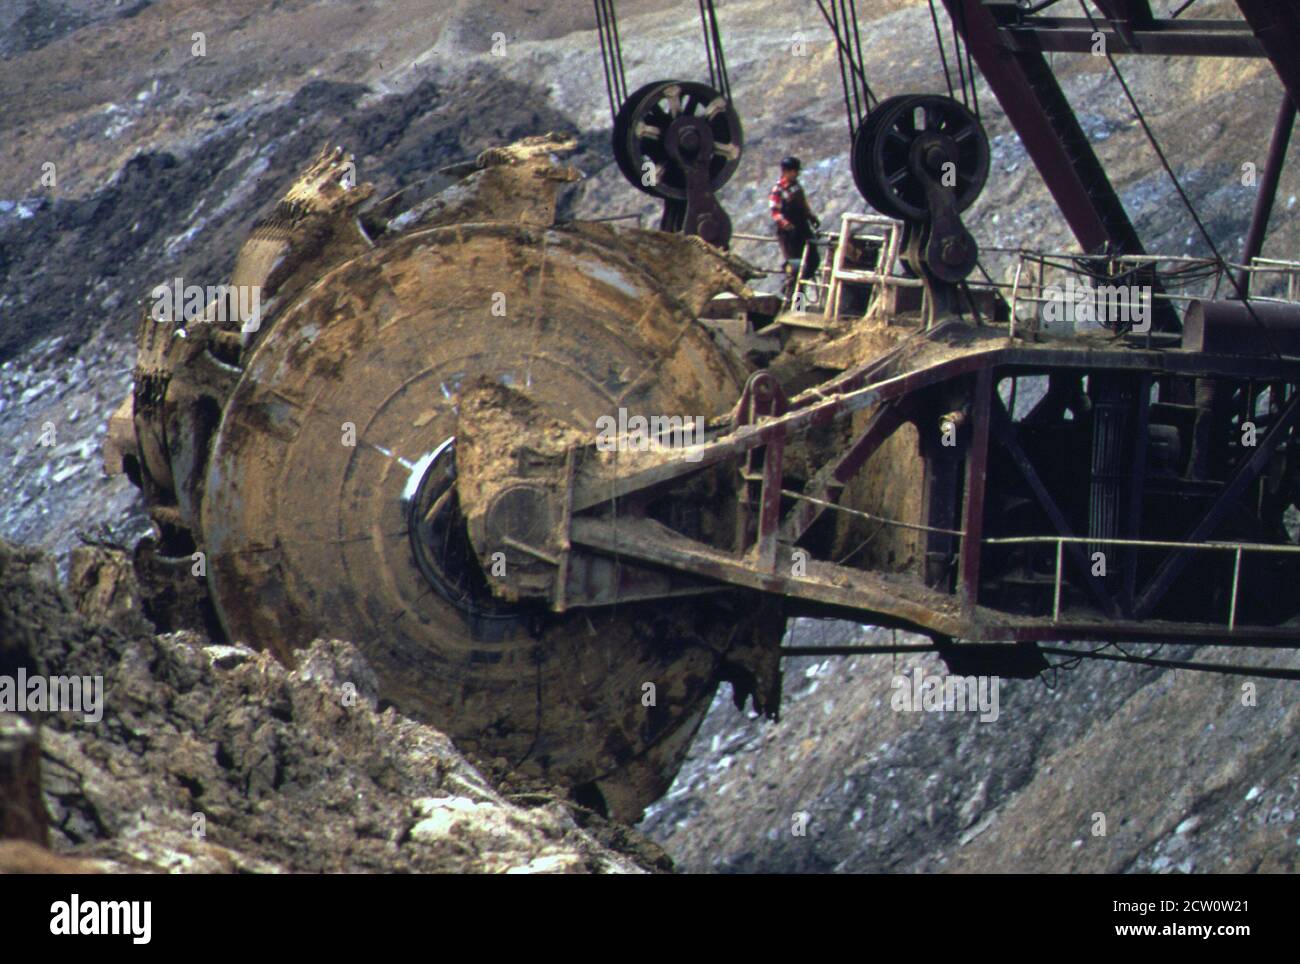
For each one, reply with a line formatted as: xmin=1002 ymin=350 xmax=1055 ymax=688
xmin=178 ymin=141 xmax=761 ymax=817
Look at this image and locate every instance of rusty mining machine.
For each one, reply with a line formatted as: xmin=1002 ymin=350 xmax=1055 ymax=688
xmin=106 ymin=2 xmax=1300 ymax=819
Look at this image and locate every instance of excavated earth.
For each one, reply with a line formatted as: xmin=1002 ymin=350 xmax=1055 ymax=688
xmin=2 ymin=0 xmax=1298 ymax=872
xmin=0 ymin=540 xmax=664 ymax=873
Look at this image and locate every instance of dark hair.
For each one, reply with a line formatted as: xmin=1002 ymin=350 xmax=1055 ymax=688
xmin=780 ymin=156 xmax=802 ymax=171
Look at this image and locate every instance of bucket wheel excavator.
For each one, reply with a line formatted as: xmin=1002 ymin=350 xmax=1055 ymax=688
xmin=106 ymin=137 xmax=788 ymax=819
xmin=106 ymin=2 xmax=1300 ymax=819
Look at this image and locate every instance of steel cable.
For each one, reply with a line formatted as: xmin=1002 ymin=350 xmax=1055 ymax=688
xmin=1076 ymin=0 xmax=1282 ymax=357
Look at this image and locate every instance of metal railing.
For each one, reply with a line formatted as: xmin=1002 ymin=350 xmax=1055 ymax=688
xmin=998 ymin=250 xmax=1300 ymax=340
xmin=732 ymin=230 xmax=835 ymax=313
xmin=821 ymin=213 xmax=913 ymax=321
xmin=783 ymin=482 xmax=1300 ymax=630
xmin=1246 ymin=257 xmax=1300 ymax=302
xmin=724 ymin=222 xmax=1300 ymax=343
xmin=980 ymin=533 xmax=1300 ymax=627
xmin=732 ymin=213 xmax=911 ymax=318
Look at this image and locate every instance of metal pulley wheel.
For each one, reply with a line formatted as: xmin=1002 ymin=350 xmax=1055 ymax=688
xmin=612 ymin=79 xmax=743 ymax=199
xmin=852 ymin=94 xmax=990 ymax=221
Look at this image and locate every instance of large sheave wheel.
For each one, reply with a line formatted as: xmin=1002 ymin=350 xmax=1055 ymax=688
xmin=611 ymin=79 xmax=743 ymax=199
xmin=852 ymin=93 xmax=989 ymax=220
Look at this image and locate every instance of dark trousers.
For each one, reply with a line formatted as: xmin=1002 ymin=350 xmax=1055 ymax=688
xmin=779 ymin=227 xmax=820 ymax=301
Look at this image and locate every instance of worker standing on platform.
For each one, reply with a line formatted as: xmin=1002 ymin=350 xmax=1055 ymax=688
xmin=769 ymin=156 xmax=821 ymax=306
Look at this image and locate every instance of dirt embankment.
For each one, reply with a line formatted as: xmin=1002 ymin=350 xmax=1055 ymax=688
xmin=0 ymin=539 xmax=664 ymax=873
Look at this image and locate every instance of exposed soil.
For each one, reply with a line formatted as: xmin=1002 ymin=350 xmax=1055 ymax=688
xmin=1 ymin=540 xmax=661 ymax=873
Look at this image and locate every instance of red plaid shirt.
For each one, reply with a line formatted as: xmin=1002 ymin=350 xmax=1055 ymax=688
xmin=770 ymin=176 xmax=813 ymax=232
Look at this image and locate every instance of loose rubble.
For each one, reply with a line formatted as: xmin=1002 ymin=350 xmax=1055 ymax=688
xmin=1 ymin=540 xmax=657 ymax=873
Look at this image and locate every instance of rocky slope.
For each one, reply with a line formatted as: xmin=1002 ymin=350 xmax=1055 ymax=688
xmin=1 ymin=540 xmax=658 ymax=873
xmin=1 ymin=0 xmax=1298 ymax=873
xmin=642 ymin=620 xmax=1300 ymax=872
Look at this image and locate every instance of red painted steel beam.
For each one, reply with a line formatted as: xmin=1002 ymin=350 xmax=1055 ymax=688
xmin=999 ymin=23 xmax=1262 ymax=57
xmin=778 ymin=401 xmax=908 ymax=544
xmin=941 ymin=0 xmax=1144 ymax=256
xmin=1094 ymin=0 xmax=1154 ymax=29
xmin=1237 ymin=2 xmax=1300 ymax=110
xmin=1236 ymin=95 xmax=1296 ymax=295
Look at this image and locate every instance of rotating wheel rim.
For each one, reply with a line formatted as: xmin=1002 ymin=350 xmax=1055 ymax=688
xmin=850 ymin=94 xmax=915 ymax=217
xmin=406 ymin=435 xmax=529 ymax=629
xmin=613 ymin=80 xmax=674 ymax=198
xmin=612 ymin=79 xmax=743 ymax=200
xmin=198 ymin=222 xmax=755 ymax=817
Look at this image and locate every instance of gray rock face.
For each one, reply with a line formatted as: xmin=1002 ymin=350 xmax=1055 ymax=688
xmin=0 ymin=332 xmax=151 ymax=570
xmin=641 ymin=619 xmax=1300 ymax=873
xmin=42 ymin=634 xmax=643 ymax=873
xmin=0 ymin=713 xmax=46 ymax=846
